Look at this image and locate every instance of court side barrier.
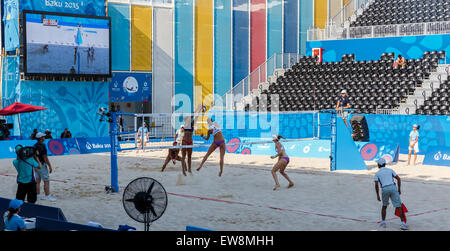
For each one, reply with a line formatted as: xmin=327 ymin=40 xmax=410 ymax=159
xmin=423 ymin=146 xmax=450 ymax=167
xmin=35 ymin=217 xmax=115 ymax=231
xmin=186 ymin=225 xmax=215 ymax=231
xmin=0 ymin=197 xmax=67 ymax=231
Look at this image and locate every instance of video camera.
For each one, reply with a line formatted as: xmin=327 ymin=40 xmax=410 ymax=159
xmin=97 ymin=107 xmax=112 ymax=123
xmin=0 ymin=119 xmax=13 ymax=140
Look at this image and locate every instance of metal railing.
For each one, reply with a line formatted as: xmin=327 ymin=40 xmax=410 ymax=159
xmin=308 ymin=20 xmax=450 ymax=41
xmin=330 ymin=0 xmax=374 ymax=29
xmin=215 ymin=53 xmax=302 ymax=111
xmin=375 ymin=108 xmax=401 ymax=115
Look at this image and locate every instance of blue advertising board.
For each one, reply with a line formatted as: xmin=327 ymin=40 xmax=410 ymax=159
xmin=0 ymin=137 xmax=110 ymax=159
xmin=110 ymin=72 xmax=152 ymax=102
xmin=423 ymin=146 xmax=450 ymax=167
xmin=355 ymin=142 xmax=400 ymax=164
xmin=20 ymin=0 xmax=106 ymax=16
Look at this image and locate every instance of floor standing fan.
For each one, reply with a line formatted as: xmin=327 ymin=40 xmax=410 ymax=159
xmin=122 ymin=177 xmax=168 ymax=231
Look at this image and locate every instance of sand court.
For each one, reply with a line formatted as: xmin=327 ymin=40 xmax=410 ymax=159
xmin=1 ymin=150 xmax=449 ymax=231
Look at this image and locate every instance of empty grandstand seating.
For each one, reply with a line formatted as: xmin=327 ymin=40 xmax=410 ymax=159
xmin=246 ymin=51 xmax=447 ymax=115
xmin=350 ymin=0 xmax=450 ymax=28
xmin=416 ymin=78 xmax=450 ymax=115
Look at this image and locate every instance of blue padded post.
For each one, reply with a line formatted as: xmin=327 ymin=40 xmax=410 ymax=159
xmin=335 ymin=117 xmax=367 ymax=171
xmin=110 ymin=112 xmax=119 ymax=193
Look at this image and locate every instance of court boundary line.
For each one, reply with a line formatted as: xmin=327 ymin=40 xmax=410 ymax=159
xmin=1 ymin=173 xmax=449 ymax=225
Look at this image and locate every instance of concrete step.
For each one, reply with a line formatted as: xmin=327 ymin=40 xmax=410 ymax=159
xmin=397 ymin=104 xmax=417 ymax=115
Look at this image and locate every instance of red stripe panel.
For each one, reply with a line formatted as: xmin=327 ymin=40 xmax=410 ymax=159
xmin=250 ymin=0 xmax=267 ymax=73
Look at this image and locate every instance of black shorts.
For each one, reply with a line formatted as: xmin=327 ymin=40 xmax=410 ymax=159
xmin=16 ymin=181 xmax=37 ymax=204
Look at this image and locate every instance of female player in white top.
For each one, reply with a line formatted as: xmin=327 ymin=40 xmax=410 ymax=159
xmin=196 ymin=117 xmax=226 ymax=177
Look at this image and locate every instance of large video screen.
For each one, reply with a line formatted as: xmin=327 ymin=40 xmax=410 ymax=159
xmin=23 ymin=10 xmax=111 ymax=76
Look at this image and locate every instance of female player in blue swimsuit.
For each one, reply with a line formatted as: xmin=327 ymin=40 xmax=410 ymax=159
xmin=197 ymin=117 xmax=226 ymax=177
xmin=271 ymin=135 xmax=294 ymax=190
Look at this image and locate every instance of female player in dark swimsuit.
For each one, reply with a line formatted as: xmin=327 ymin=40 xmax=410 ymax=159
xmin=271 ymin=135 xmax=294 ymax=190
xmin=181 ymin=106 xmax=202 ymax=173
xmin=161 ymin=126 xmax=186 ymax=175
xmin=196 ymin=117 xmax=226 ymax=177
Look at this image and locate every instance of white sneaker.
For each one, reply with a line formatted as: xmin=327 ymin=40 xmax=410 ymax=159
xmin=401 ymin=222 xmax=409 ymax=230
xmin=37 ymin=194 xmax=44 ymax=200
xmin=379 ymin=221 xmax=387 ymax=228
xmin=45 ymin=195 xmax=57 ymax=202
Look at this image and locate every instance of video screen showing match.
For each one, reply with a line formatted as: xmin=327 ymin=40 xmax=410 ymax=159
xmin=24 ymin=11 xmax=111 ymax=76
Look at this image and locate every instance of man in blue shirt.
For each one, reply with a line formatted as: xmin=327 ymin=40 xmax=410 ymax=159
xmin=408 ymin=124 xmax=419 ymax=166
xmin=336 ymin=90 xmax=350 ymax=127
xmin=374 ymin=158 xmax=408 ymax=230
xmin=3 ymin=199 xmax=26 ymax=231
xmin=13 ymin=145 xmax=40 ymax=204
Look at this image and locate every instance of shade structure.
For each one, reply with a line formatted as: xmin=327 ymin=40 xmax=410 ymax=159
xmin=0 ymin=102 xmax=48 ymax=137
xmin=0 ymin=102 xmax=47 ymax=115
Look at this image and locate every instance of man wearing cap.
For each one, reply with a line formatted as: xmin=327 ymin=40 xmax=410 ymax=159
xmin=336 ymin=90 xmax=350 ymax=127
xmin=34 ymin=132 xmax=56 ymax=201
xmin=408 ymin=124 xmax=419 ymax=166
xmin=374 ymin=158 xmax=409 ymax=230
xmin=3 ymin=199 xmax=26 ymax=231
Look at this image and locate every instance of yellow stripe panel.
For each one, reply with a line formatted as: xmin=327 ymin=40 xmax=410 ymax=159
xmin=314 ymin=0 xmax=328 ymax=29
xmin=131 ymin=6 xmax=152 ymax=72
xmin=195 ymin=0 xmax=214 ymax=111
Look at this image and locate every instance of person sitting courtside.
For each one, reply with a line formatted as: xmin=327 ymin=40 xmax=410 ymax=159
xmin=60 ymin=128 xmax=72 ymax=139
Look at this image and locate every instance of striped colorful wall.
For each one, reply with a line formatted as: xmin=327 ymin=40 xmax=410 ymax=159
xmin=108 ymin=3 xmax=153 ymax=72
xmin=106 ymin=1 xmax=320 ymax=113
xmin=172 ymin=0 xmax=315 ymax=112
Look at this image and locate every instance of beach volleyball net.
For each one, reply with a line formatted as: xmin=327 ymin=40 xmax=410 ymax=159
xmin=114 ymin=111 xmax=322 ymax=152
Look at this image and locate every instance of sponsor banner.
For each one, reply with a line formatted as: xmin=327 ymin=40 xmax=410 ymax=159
xmin=76 ymin=137 xmax=111 ymax=154
xmin=423 ymin=146 xmax=450 ymax=167
xmin=355 ymin=142 xmax=400 ymax=164
xmin=110 ymin=72 xmax=152 ymax=102
xmin=223 ymin=138 xmax=331 ymax=159
xmin=0 ymin=138 xmax=82 ymax=159
xmin=0 ymin=137 xmax=110 ymax=159
xmin=20 ymin=0 xmax=106 ymax=16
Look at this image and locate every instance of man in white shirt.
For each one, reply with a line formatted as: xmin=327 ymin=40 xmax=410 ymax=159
xmin=408 ymin=124 xmax=419 ymax=166
xmin=136 ymin=123 xmax=149 ymax=153
xmin=374 ymin=158 xmax=408 ymax=230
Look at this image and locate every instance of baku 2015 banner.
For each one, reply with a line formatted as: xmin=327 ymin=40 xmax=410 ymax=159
xmin=20 ymin=0 xmax=106 ymax=16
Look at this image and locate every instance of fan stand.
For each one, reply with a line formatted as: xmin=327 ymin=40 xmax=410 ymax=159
xmin=144 ymin=212 xmax=152 ymax=231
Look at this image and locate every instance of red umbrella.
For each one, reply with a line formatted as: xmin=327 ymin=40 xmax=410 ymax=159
xmin=0 ymin=102 xmax=48 ymax=137
xmin=0 ymin=102 xmax=47 ymax=115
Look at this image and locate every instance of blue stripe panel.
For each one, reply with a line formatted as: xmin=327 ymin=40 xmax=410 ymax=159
xmin=232 ymin=0 xmax=249 ymax=86
xmin=267 ymin=0 xmax=282 ymax=76
xmin=214 ymin=0 xmax=232 ymax=100
xmin=108 ymin=3 xmax=130 ymax=71
xmin=174 ymin=0 xmax=194 ymax=113
xmin=283 ymin=0 xmax=298 ymax=53
xmin=300 ymin=0 xmax=313 ymax=55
